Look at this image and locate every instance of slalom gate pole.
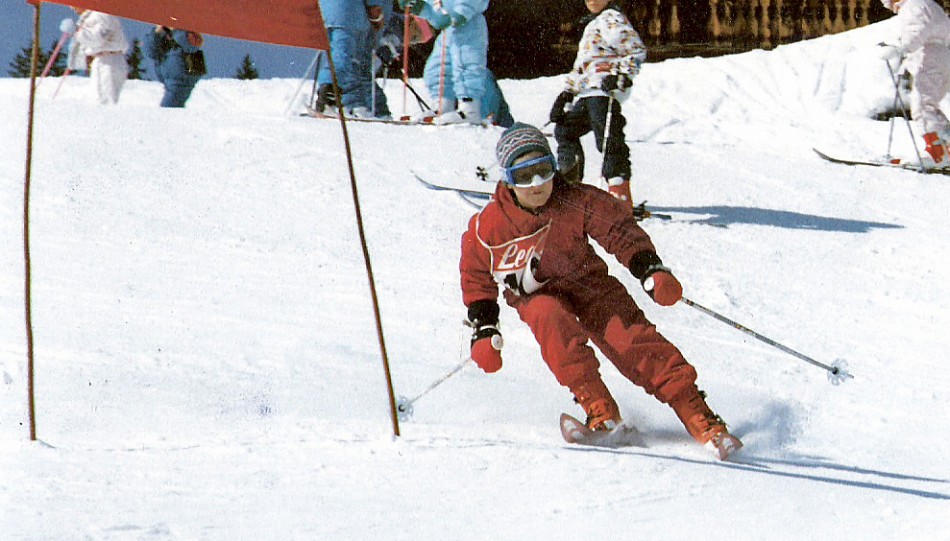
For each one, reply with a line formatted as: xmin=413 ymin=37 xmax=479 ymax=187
xmin=25 ymin=1 xmax=41 ymax=441
xmin=402 ymin=6 xmax=410 ymax=117
xmin=885 ymin=58 xmax=925 ymax=170
xmin=680 ymin=296 xmax=853 ymax=384
xmin=326 ymin=49 xmax=402 ymax=437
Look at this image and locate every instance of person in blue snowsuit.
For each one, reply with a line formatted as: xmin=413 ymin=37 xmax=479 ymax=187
xmin=423 ymin=32 xmax=513 ymax=126
xmin=144 ymin=26 xmax=205 ymax=108
xmin=316 ymin=0 xmax=390 ymax=118
xmin=400 ymin=0 xmax=493 ymax=124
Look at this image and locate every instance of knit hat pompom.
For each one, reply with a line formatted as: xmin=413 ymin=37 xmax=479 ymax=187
xmin=496 ymin=122 xmax=552 ymax=169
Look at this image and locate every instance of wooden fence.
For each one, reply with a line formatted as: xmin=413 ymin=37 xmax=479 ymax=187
xmin=554 ymin=0 xmax=950 ymax=59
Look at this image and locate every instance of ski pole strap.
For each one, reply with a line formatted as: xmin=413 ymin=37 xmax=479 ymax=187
xmin=679 ymin=296 xmax=853 ymax=380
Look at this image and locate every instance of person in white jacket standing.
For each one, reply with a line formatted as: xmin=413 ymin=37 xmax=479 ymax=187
xmin=880 ymin=0 xmax=950 ymax=164
xmin=548 ymin=0 xmax=646 ymax=214
xmin=62 ymin=9 xmax=129 ymax=105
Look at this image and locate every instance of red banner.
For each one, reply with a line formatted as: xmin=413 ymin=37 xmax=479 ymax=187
xmin=27 ymin=0 xmax=328 ymax=50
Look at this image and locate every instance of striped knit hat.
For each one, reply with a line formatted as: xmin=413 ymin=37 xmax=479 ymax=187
xmin=495 ymin=122 xmax=552 ymax=169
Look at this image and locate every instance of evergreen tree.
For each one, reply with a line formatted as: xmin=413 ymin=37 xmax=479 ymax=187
xmin=7 ymin=40 xmax=67 ymax=78
xmin=234 ymin=54 xmax=260 ymax=80
xmin=126 ymin=39 xmax=146 ymax=80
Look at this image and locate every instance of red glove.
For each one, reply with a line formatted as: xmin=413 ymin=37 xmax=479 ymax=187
xmin=643 ymin=270 xmax=683 ymax=306
xmin=471 ymin=326 xmax=503 ymax=373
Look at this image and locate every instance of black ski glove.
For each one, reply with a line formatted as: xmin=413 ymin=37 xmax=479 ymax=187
xmin=549 ymin=91 xmax=575 ymax=124
xmin=375 ymin=43 xmax=397 ymax=66
xmin=601 ymin=73 xmax=632 ymax=94
xmin=466 ymin=300 xmax=503 ymax=373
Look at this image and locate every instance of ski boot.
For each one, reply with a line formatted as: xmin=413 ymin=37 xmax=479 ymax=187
xmin=572 ymin=379 xmax=622 ymax=431
xmin=434 ymin=97 xmax=481 ymax=125
xmin=923 ymin=131 xmax=947 ymax=165
xmin=669 ymin=387 xmax=742 ymax=460
xmin=605 ymin=176 xmax=632 ymax=205
xmin=314 ymin=83 xmax=337 ymax=114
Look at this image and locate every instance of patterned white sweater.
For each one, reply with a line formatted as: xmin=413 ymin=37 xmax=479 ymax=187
xmin=564 ymin=8 xmax=647 ymax=98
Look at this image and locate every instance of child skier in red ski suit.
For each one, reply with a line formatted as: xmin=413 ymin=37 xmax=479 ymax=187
xmin=459 ymin=123 xmax=742 ymax=459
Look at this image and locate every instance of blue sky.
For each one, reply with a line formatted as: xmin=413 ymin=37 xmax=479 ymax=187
xmin=2 ymin=2 xmax=319 ymax=79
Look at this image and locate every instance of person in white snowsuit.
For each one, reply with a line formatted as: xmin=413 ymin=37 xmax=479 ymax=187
xmin=399 ymin=0 xmax=491 ymax=124
xmin=63 ymin=9 xmax=129 ymax=105
xmin=549 ymin=0 xmax=646 ymax=212
xmin=880 ymin=0 xmax=950 ymax=164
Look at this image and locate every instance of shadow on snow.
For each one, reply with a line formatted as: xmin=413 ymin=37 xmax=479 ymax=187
xmin=651 ymin=205 xmax=903 ymax=232
xmin=562 ymin=444 xmax=949 ymax=501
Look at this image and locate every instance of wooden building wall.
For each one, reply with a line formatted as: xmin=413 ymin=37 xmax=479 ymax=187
xmin=482 ymin=1 xmax=949 ymax=78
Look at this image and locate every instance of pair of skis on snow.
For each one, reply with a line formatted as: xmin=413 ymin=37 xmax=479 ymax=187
xmin=559 ymin=413 xmax=742 ymax=460
xmin=812 ymin=148 xmax=950 ymax=176
xmin=301 ymin=104 xmax=495 ymax=128
xmin=412 ymin=171 xmax=674 ymax=221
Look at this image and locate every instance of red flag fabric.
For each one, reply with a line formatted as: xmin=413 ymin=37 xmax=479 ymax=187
xmin=27 ymin=0 xmax=328 ymax=50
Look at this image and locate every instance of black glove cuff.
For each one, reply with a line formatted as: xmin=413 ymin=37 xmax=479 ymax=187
xmin=467 ymin=299 xmax=499 ymax=328
xmin=471 ymin=324 xmax=501 ymax=345
xmin=628 ymin=251 xmax=663 ymax=281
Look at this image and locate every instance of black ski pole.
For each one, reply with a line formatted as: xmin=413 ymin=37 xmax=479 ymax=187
xmin=680 ymin=296 xmax=853 ymax=384
xmin=405 ymin=79 xmax=434 ymax=114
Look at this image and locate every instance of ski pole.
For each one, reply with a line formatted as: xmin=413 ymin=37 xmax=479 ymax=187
xmin=884 ymin=58 xmax=925 ymax=170
xmin=599 ymin=91 xmax=617 ymax=190
xmin=38 ymin=31 xmax=70 ymax=83
xmin=437 ymin=27 xmax=449 ymax=115
xmin=285 ymin=50 xmax=320 ymax=117
xmin=404 ymin=78 xmax=434 ymax=113
xmin=370 ymin=28 xmax=379 ymax=116
xmin=886 ymin=73 xmax=899 ymax=160
xmin=311 ymin=51 xmax=323 ymax=109
xmin=395 ymin=358 xmax=472 ymax=420
xmin=51 ymin=67 xmax=73 ymax=99
xmin=402 ymin=5 xmax=411 ymax=117
xmin=679 ymin=296 xmax=853 ymax=385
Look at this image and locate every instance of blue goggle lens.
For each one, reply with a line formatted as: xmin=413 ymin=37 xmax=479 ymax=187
xmin=504 ymin=155 xmax=557 ymax=187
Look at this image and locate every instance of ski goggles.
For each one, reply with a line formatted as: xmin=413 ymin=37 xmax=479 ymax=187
xmin=503 ymin=154 xmax=557 ymax=187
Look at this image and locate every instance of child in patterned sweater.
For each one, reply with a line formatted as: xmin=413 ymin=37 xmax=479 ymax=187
xmin=548 ymin=0 xmax=646 ymax=213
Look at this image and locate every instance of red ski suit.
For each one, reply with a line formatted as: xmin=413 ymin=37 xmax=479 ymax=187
xmin=460 ymin=180 xmax=697 ymax=404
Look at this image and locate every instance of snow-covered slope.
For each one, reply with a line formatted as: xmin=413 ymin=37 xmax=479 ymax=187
xmin=1 ymin=20 xmax=947 ymax=541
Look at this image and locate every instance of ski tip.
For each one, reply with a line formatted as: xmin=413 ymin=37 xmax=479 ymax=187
xmin=559 ymin=412 xmax=647 ymax=449
xmin=705 ymin=432 xmax=744 ymax=461
xmin=559 ymin=413 xmax=590 ymax=444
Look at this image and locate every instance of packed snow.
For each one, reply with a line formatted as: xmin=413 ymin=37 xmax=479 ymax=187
xmin=2 ymin=18 xmax=948 ymax=541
